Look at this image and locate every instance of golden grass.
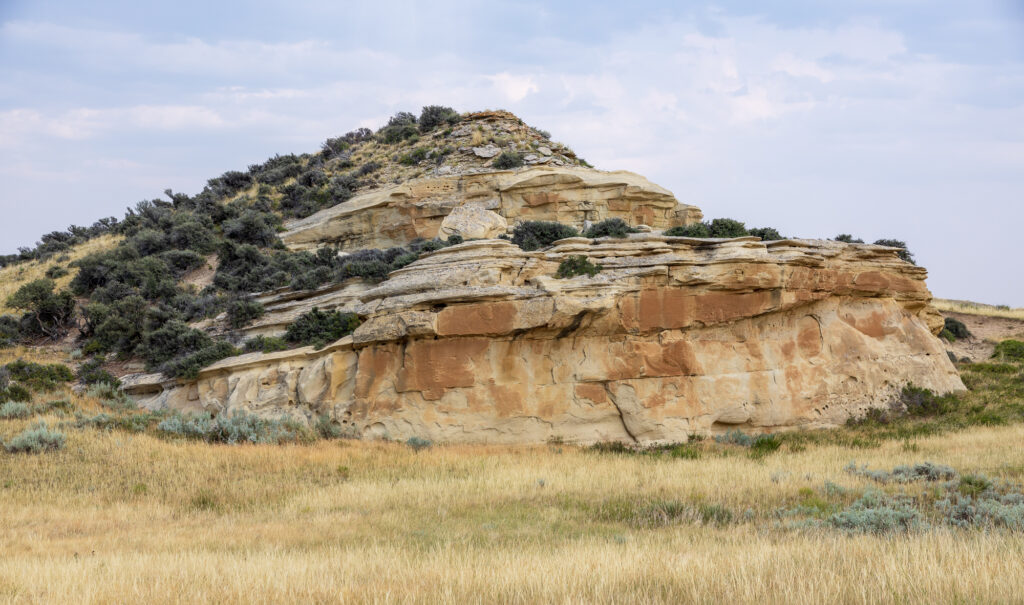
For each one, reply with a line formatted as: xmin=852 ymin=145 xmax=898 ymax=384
xmin=934 ymin=298 xmax=1024 ymax=320
xmin=3 ymin=414 xmax=1024 ymax=603
xmin=0 ymin=234 xmax=121 ymax=315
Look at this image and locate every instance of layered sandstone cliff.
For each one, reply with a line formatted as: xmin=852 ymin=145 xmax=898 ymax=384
xmin=281 ymin=166 xmax=703 ymax=252
xmin=124 ymin=234 xmax=963 ymax=444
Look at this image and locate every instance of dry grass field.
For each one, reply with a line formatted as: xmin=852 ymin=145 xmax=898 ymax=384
xmin=934 ymin=298 xmax=1024 ymax=321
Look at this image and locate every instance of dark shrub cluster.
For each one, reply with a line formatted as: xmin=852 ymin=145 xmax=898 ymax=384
xmin=583 ymin=218 xmax=638 ymax=239
xmin=76 ymin=357 xmax=120 ymax=387
xmin=511 ymin=221 xmax=579 ymax=251
xmin=873 ymin=238 xmax=916 ymax=264
xmin=418 ymin=105 xmax=460 ymax=132
xmin=0 ymin=217 xmax=119 ymax=267
xmin=555 ymin=255 xmax=602 ymax=279
xmin=664 ymin=218 xmax=782 ymax=240
xmin=943 ymin=317 xmax=971 ymax=340
xmin=0 ymin=315 xmax=20 ymax=348
xmin=492 ymin=151 xmax=524 ymax=169
xmin=226 ymin=299 xmax=264 ymax=329
xmin=378 ymin=111 xmax=419 ymax=144
xmin=243 ymin=335 xmax=289 ymax=354
xmin=5 ymin=279 xmax=76 ymax=340
xmin=4 ymin=360 xmax=74 ymax=392
xmin=284 ymin=308 xmax=361 ymax=349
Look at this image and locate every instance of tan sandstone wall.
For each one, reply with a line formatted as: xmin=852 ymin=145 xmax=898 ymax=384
xmin=280 ymin=167 xmax=703 ymax=252
xmin=124 ymin=236 xmax=964 ymax=445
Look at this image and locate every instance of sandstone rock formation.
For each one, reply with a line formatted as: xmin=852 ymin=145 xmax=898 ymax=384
xmin=281 ymin=166 xmax=703 ymax=252
xmin=125 ymin=234 xmax=964 ymax=444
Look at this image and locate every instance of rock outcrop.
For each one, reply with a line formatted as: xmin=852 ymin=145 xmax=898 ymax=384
xmin=281 ymin=166 xmax=703 ymax=252
xmin=125 ymin=235 xmax=964 ymax=444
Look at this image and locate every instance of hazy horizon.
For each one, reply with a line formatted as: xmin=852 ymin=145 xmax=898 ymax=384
xmin=2 ymin=0 xmax=1023 ymax=305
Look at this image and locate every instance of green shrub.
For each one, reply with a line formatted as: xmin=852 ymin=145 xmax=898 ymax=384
xmin=399 ymin=147 xmax=429 ymax=165
xmin=284 ymin=308 xmax=361 ymax=349
xmin=378 ymin=111 xmax=419 ymax=144
xmin=418 ymin=105 xmax=460 ymax=132
xmin=6 ymin=279 xmax=76 ymax=339
xmin=873 ymin=238 xmax=916 ymax=264
xmin=1 ymin=384 xmax=31 ymax=402
xmin=748 ymin=227 xmax=783 ymax=241
xmin=5 ymin=360 xmax=74 ymax=392
xmin=943 ymin=317 xmax=971 ymax=340
xmin=0 ymin=315 xmax=21 ymax=347
xmin=0 ymin=401 xmax=31 ymax=419
xmin=243 ymin=335 xmax=289 ymax=354
xmin=4 ymin=421 xmax=65 ymax=454
xmin=492 ymin=151 xmax=524 ymax=169
xmin=664 ymin=223 xmax=710 ymax=237
xmin=939 ymin=329 xmax=956 ymax=342
xmin=555 ymin=255 xmax=602 ymax=279
xmin=749 ymin=434 xmax=782 ymax=457
xmin=45 ymin=265 xmax=69 ymax=279
xmin=993 ymin=340 xmax=1024 ymax=362
xmin=406 ymin=436 xmax=432 ymax=451
xmin=898 ymin=385 xmax=955 ymax=417
xmin=713 ymin=429 xmax=754 ymax=447
xmin=829 ymin=490 xmax=924 ymax=533
xmin=157 ymin=410 xmax=303 ymax=444
xmin=584 ymin=219 xmax=637 ymax=239
xmin=834 ymin=234 xmax=865 ymax=244
xmin=161 ymin=341 xmax=239 ymax=380
xmin=510 ymin=221 xmax=579 ymax=251
xmin=707 ymin=218 xmax=748 ymax=238
xmin=77 ymin=358 xmax=120 ymax=387
xmin=226 ymin=299 xmax=264 ymax=329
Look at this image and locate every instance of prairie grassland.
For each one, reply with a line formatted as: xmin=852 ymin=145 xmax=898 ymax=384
xmin=934 ymin=298 xmax=1024 ymax=320
xmin=1 ymin=348 xmax=1023 ymax=603
xmin=0 ymin=235 xmax=121 ymax=315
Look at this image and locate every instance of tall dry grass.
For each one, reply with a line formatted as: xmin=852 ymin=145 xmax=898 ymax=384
xmin=934 ymin=298 xmax=1024 ymax=320
xmin=2 ymin=417 xmax=1024 ymax=603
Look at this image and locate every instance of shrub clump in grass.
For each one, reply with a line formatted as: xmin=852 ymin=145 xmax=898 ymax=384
xmin=0 ymin=401 xmax=31 ymax=419
xmin=583 ymin=218 xmax=638 ymax=239
xmin=157 ymin=410 xmax=304 ymax=444
xmin=555 ymin=255 xmax=602 ymax=279
xmin=4 ymin=360 xmax=74 ymax=392
xmin=897 ymin=385 xmax=957 ymax=417
xmin=406 ymin=436 xmax=432 ymax=451
xmin=993 ymin=340 xmax=1024 ymax=362
xmin=3 ymin=421 xmax=65 ymax=453
xmin=828 ymin=489 xmax=924 ymax=533
xmin=284 ymin=307 xmax=361 ymax=349
xmin=510 ymin=221 xmax=579 ymax=251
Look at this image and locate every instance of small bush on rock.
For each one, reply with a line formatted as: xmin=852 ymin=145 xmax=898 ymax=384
xmin=418 ymin=105 xmax=460 ymax=132
xmin=493 ymin=151 xmax=524 ymax=169
xmin=555 ymin=255 xmax=602 ymax=279
xmin=584 ymin=218 xmax=638 ymax=239
xmin=873 ymin=238 xmax=916 ymax=265
xmin=834 ymin=234 xmax=865 ymax=244
xmin=511 ymin=221 xmax=579 ymax=251
xmin=284 ymin=308 xmax=361 ymax=349
xmin=243 ymin=335 xmax=289 ymax=354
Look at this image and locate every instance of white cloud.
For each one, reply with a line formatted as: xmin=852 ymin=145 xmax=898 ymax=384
xmin=486 ymin=73 xmax=539 ymax=102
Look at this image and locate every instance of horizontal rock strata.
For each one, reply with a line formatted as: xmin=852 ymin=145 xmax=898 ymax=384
xmin=281 ymin=167 xmax=703 ymax=252
xmin=125 ymin=235 xmax=964 ymax=444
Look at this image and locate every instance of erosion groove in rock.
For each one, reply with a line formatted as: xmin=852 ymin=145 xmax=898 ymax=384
xmin=124 ymin=236 xmax=964 ymax=444
xmin=280 ymin=166 xmax=703 ymax=252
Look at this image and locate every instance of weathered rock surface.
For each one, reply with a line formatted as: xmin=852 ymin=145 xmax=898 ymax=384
xmin=439 ymin=205 xmax=508 ymax=240
xmin=126 ymin=235 xmax=963 ymax=444
xmin=280 ymin=166 xmax=703 ymax=252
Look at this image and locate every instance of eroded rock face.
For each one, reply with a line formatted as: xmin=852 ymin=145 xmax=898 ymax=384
xmin=126 ymin=236 xmax=964 ymax=444
xmin=280 ymin=166 xmax=703 ymax=252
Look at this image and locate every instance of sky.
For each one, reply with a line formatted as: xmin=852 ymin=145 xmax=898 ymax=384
xmin=1 ymin=0 xmax=1023 ymax=305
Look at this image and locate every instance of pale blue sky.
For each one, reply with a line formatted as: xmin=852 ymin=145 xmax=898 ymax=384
xmin=2 ymin=1 xmax=1023 ymax=304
